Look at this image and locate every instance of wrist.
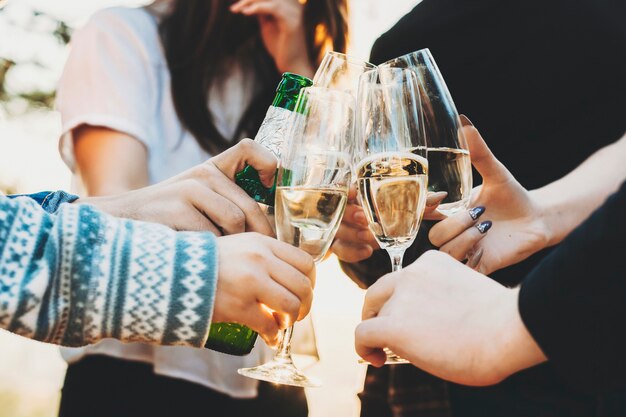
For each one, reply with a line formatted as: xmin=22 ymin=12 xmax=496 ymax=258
xmin=74 ymin=195 xmax=122 ymax=218
xmin=493 ymin=287 xmax=548 ymax=379
xmin=529 ymin=189 xmax=557 ymax=248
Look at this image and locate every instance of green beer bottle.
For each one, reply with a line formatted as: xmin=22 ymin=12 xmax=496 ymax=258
xmin=235 ymin=72 xmax=313 ymax=206
xmin=205 ymin=72 xmax=312 ymax=356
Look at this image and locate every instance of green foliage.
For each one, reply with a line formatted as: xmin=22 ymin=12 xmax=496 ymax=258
xmin=0 ymin=7 xmax=72 ymax=112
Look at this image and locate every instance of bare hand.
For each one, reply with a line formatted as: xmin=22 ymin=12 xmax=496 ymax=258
xmin=81 ymin=139 xmax=277 ymax=236
xmin=215 ymin=233 xmax=316 ymax=346
xmin=428 ymin=120 xmax=550 ymax=274
xmin=230 ymin=0 xmax=314 ymax=77
xmin=355 ymin=250 xmax=546 ymax=385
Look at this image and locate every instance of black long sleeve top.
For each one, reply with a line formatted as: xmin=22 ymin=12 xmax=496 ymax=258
xmin=520 ymin=181 xmax=626 ymax=394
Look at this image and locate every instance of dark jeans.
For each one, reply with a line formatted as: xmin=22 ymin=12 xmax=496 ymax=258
xmin=58 ymin=355 xmax=308 ymax=417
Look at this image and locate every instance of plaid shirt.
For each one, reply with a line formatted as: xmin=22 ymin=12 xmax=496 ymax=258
xmin=360 ymin=365 xmax=451 ymax=417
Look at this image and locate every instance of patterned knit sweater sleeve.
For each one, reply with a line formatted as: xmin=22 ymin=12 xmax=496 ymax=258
xmin=0 ymin=195 xmax=218 ymax=348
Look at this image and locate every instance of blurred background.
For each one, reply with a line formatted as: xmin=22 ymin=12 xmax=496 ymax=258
xmin=0 ymin=1 xmax=420 ymax=416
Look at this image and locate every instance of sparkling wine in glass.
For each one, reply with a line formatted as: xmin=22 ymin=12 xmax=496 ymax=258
xmin=356 ymin=68 xmax=428 ymax=364
xmin=238 ymin=87 xmax=354 ymax=387
xmin=380 ymin=49 xmax=472 ymax=216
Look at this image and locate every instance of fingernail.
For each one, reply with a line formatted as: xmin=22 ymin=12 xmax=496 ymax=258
xmin=467 ymin=247 xmax=484 ymax=268
xmin=358 ymin=230 xmax=372 ymax=241
xmin=476 ymin=220 xmax=492 ymax=234
xmin=426 ymin=191 xmax=448 ymax=206
xmin=468 ymin=206 xmax=485 ymax=220
xmin=460 ymin=114 xmax=473 ymax=127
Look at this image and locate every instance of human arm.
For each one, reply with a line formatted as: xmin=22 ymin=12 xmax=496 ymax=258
xmin=356 ymin=181 xmax=626 ymax=391
xmin=78 ymin=139 xmax=278 ymax=236
xmin=230 ymin=0 xmax=314 ymax=77
xmin=0 ymin=196 xmax=314 ymax=348
xmin=429 ymin=120 xmax=626 ymax=274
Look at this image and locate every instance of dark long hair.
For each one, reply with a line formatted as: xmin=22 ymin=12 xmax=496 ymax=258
xmin=158 ymin=0 xmax=348 ymax=154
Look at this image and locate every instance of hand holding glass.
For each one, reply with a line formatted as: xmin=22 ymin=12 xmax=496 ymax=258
xmin=355 ymin=68 xmax=428 ymax=364
xmin=238 ymin=87 xmax=354 ymax=387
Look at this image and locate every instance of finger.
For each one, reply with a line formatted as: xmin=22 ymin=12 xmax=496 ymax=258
xmin=254 ymin=272 xmax=303 ymax=327
xmin=238 ymin=1 xmax=277 ymax=17
xmin=348 ymin=183 xmax=358 ymax=202
xmin=268 ymin=239 xmax=316 ymax=285
xmin=355 ymin=317 xmax=392 ymax=367
xmin=189 ymin=187 xmax=246 ymax=235
xmin=429 ymin=206 xmax=486 ymax=247
xmin=170 ymin=202 xmax=222 ymax=235
xmin=266 ymin=258 xmax=314 ymax=321
xmin=334 ymin=222 xmax=378 ymax=247
xmin=230 ymin=0 xmax=256 ymax=13
xmin=212 ymin=139 xmax=278 ymax=187
xmin=362 ymin=274 xmax=396 ymax=320
xmin=439 ymin=221 xmax=490 ymax=261
xmin=241 ymin=304 xmax=281 ymax=347
xmin=210 ymin=174 xmax=275 ymax=236
xmin=342 ymin=203 xmax=370 ymax=227
xmin=331 ymin=240 xmax=374 ymax=263
xmin=460 ymin=119 xmax=513 ymax=185
xmin=421 ymin=191 xmax=449 ymax=221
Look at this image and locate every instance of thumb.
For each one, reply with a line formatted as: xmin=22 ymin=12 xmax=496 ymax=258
xmin=461 ymin=119 xmax=513 ymax=184
xmin=212 ymin=139 xmax=278 ymax=187
xmin=355 ymin=317 xmax=393 ymax=367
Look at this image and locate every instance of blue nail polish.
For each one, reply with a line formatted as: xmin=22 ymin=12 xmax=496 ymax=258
xmin=476 ymin=220 xmax=492 ymax=234
xmin=468 ymin=206 xmax=486 ymax=220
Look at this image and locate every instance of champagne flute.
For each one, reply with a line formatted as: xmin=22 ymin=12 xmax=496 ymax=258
xmin=380 ymin=49 xmax=472 ymax=216
xmin=314 ymin=51 xmax=376 ymax=95
xmin=238 ymin=87 xmax=354 ymax=387
xmin=355 ymin=68 xmax=428 ymax=364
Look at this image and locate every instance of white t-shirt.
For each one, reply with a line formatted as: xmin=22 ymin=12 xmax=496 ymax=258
xmin=56 ymin=6 xmax=266 ymax=398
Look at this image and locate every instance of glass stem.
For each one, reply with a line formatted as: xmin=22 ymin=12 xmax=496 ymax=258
xmin=275 ymin=325 xmax=294 ymax=360
xmin=387 ymin=248 xmax=405 ymax=272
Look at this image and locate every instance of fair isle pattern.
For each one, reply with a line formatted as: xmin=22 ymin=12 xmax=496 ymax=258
xmin=162 ymin=232 xmax=216 ymax=346
xmin=51 ymin=201 xmax=79 ymax=345
xmin=173 ymin=234 xmax=207 ymax=345
xmin=0 ymin=199 xmax=44 ymax=329
xmin=0 ymin=194 xmax=217 ymax=348
xmin=62 ymin=206 xmax=101 ymax=346
xmin=121 ymin=220 xmax=175 ymax=343
xmin=83 ymin=214 xmax=118 ymax=341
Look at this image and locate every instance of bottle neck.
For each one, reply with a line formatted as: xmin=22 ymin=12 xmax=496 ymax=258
xmin=272 ymin=92 xmax=300 ymax=112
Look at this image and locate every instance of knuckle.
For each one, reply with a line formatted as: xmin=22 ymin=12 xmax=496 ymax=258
xmin=238 ymin=138 xmax=255 ymax=151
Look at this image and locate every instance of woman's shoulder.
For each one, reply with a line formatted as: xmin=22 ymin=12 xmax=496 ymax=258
xmin=87 ymin=6 xmax=157 ymax=32
xmin=76 ymin=7 xmax=162 ymax=58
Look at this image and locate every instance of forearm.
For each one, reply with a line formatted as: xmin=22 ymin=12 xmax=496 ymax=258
xmin=519 ymin=181 xmax=626 ymax=393
xmin=0 ymin=196 xmax=217 ymax=347
xmin=532 ymin=133 xmax=626 ymax=246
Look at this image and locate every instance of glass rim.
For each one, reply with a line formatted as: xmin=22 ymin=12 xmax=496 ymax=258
xmin=379 ymin=48 xmax=433 ymax=68
xmin=298 ymin=86 xmax=356 ymax=104
xmin=322 ymin=51 xmax=377 ymax=69
xmin=359 ymin=67 xmax=420 ymax=87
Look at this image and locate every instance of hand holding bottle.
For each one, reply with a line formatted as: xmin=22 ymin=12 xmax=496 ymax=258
xmin=230 ymin=0 xmax=314 ymax=77
xmin=214 ymin=233 xmax=316 ymax=347
xmin=80 ymin=139 xmax=278 ymax=236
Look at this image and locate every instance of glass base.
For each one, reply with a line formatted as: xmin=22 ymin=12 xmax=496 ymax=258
xmin=358 ymin=348 xmax=410 ymax=365
xmin=238 ymin=356 xmax=321 ymax=388
xmin=383 ymin=348 xmax=410 ymax=365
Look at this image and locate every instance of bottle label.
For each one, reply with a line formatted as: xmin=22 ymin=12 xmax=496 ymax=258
xmin=254 ymin=106 xmax=295 ymax=159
